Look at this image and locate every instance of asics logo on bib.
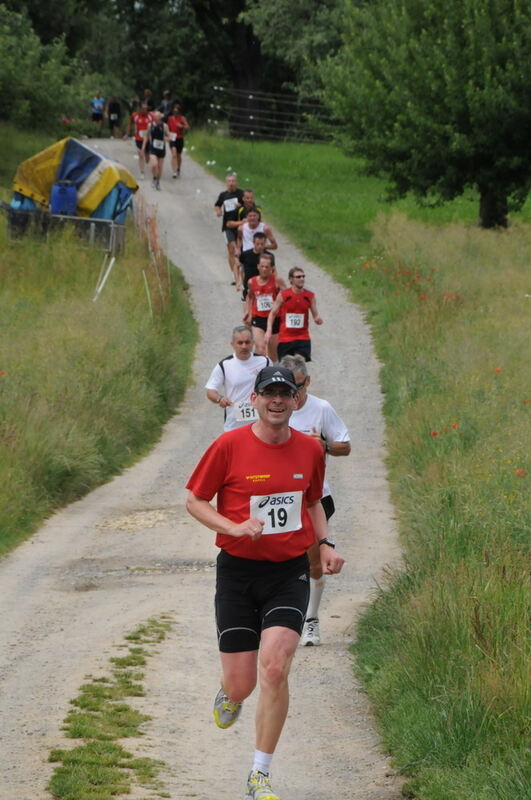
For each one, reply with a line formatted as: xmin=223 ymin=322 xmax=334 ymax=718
xmin=258 ymin=495 xmax=295 ymax=508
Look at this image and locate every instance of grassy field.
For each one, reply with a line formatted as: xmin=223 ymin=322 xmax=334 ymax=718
xmin=189 ymin=132 xmax=530 ymax=800
xmin=0 ymin=125 xmax=198 ymax=554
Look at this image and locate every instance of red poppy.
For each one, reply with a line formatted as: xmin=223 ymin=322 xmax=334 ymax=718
xmin=494 ymin=367 xmax=503 ymax=374
xmin=431 ymin=430 xmax=439 ymax=437
xmin=451 ymin=424 xmax=459 ymax=429
xmin=0 ymin=371 xmax=7 ymax=376
xmin=515 ymin=469 xmax=526 ymax=478
xmin=419 ymin=295 xmax=426 ymax=301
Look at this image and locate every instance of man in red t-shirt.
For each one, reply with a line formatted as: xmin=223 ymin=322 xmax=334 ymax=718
xmin=124 ymin=102 xmax=153 ymax=178
xmin=265 ymin=267 xmax=323 ymax=362
xmin=186 ymin=365 xmax=344 ymax=800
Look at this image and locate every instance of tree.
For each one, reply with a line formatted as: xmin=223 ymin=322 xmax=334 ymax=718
xmin=242 ymin=0 xmax=342 ymax=98
xmin=321 ymin=0 xmax=531 ymax=228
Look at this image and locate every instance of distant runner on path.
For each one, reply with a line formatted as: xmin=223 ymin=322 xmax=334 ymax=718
xmin=143 ymin=110 xmax=170 ymax=190
xmin=167 ymin=103 xmax=190 ymax=178
xmin=265 ymin=267 xmax=323 ymax=362
xmin=214 ymin=174 xmax=244 ymax=289
xmin=124 ymin=102 xmax=153 ymax=179
xmin=186 ymin=365 xmax=345 ymax=800
xmin=280 ymin=354 xmax=351 ymax=646
xmin=205 ymin=325 xmax=270 ymax=432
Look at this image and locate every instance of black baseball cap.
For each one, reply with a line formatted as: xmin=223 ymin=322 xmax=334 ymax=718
xmin=254 ymin=366 xmax=298 ymax=393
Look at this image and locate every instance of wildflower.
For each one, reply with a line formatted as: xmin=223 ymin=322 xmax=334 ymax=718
xmin=431 ymin=430 xmax=439 ymax=437
xmin=494 ymin=367 xmax=503 ymax=374
xmin=0 ymin=371 xmax=7 ymax=376
xmin=515 ymin=469 xmax=526 ymax=478
xmin=451 ymin=424 xmax=459 ymax=429
xmin=419 ymin=295 xmax=426 ymax=301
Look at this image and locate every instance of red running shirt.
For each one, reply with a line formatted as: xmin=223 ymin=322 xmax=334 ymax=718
xmin=131 ymin=111 xmax=153 ymax=141
xmin=278 ymin=288 xmax=315 ymax=342
xmin=248 ymin=274 xmax=279 ymax=319
xmin=167 ymin=115 xmax=187 ymax=138
xmin=186 ymin=425 xmax=324 ymax=561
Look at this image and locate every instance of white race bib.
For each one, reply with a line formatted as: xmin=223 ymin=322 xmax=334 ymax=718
xmin=169 ymin=132 xmax=177 ymax=141
xmin=250 ymin=491 xmax=302 ymax=535
xmin=152 ymin=139 xmax=164 ymax=150
xmin=286 ymin=313 xmax=304 ymax=329
xmin=110 ymin=113 xmax=118 ymax=120
xmin=234 ymin=401 xmax=257 ymax=423
xmin=256 ymin=294 xmax=273 ymax=312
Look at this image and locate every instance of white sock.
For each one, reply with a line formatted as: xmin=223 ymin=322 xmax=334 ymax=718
xmin=252 ymin=750 xmax=273 ymax=775
xmin=306 ymin=576 xmax=326 ymax=620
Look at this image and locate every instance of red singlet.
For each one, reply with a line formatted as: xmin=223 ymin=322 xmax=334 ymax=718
xmin=186 ymin=425 xmax=324 ymax=561
xmin=278 ymin=288 xmax=315 ymax=342
xmin=167 ymin=115 xmax=187 ymax=138
xmin=248 ymin=275 xmax=279 ymax=319
xmin=131 ymin=111 xmax=153 ymax=142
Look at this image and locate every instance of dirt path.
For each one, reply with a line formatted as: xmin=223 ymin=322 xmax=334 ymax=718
xmin=0 ymin=141 xmax=402 ymax=800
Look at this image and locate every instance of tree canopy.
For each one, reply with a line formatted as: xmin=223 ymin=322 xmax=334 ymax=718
xmin=322 ymin=0 xmax=531 ymax=227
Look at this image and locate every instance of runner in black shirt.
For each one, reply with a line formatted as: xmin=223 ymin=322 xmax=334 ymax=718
xmin=214 ymin=173 xmax=244 ymax=289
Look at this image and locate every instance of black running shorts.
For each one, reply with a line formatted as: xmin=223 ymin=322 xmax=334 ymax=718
xmin=277 ymin=339 xmax=312 ymax=362
xmin=251 ymin=316 xmax=280 ymax=334
xmin=215 ymin=550 xmax=310 ymax=653
xmin=170 ymin=138 xmax=184 ymax=153
xmin=320 ymin=494 xmax=335 ymax=521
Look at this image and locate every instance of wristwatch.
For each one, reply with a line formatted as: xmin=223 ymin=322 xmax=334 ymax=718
xmin=318 ymin=537 xmax=336 ymax=548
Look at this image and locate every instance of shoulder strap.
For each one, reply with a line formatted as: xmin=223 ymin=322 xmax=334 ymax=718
xmin=218 ymin=354 xmax=234 ymax=377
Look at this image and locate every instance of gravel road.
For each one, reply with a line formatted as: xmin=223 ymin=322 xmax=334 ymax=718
xmin=0 ymin=140 xmax=402 ymax=800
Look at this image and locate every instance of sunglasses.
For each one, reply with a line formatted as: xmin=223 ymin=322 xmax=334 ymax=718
xmin=257 ymin=387 xmax=295 ymax=398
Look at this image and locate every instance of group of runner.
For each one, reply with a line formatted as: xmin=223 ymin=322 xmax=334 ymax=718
xmin=125 ymin=100 xmax=190 ymax=188
xmin=182 ymin=171 xmax=352 ymax=800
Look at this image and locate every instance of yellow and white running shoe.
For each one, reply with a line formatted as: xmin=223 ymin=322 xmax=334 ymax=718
xmin=212 ymin=687 xmax=242 ymax=729
xmin=244 ymin=770 xmax=283 ymax=800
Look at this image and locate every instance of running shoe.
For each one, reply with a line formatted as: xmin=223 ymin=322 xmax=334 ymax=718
xmin=213 ymin=687 xmax=242 ymax=729
xmin=172 ymin=172 xmax=177 ymax=178
xmin=244 ymin=770 xmax=283 ymax=800
xmin=155 ymin=179 xmax=160 ymax=190
xmin=300 ymin=618 xmax=320 ymax=646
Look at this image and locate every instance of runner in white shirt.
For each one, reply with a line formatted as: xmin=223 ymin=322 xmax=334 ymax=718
xmin=280 ymin=354 xmax=351 ymax=646
xmin=205 ymin=326 xmax=271 ymax=431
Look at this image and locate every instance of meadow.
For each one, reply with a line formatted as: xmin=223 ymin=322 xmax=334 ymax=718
xmin=0 ymin=124 xmax=197 ymax=554
xmin=190 ymin=131 xmax=530 ymax=800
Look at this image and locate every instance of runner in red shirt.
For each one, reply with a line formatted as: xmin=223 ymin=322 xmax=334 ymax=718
xmin=124 ymin=102 xmax=153 ymax=179
xmin=244 ymin=254 xmax=286 ymax=360
xmin=186 ymin=365 xmax=344 ymax=800
xmin=265 ymin=267 xmax=323 ymax=362
xmin=167 ymin=103 xmax=190 ymax=178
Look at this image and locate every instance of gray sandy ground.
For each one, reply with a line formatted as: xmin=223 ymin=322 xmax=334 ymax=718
xmin=0 ymin=140 xmax=402 ymax=799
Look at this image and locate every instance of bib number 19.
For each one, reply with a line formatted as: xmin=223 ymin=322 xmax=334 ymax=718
xmin=267 ymin=507 xmax=288 ymax=528
xmin=250 ymin=491 xmax=302 ymax=535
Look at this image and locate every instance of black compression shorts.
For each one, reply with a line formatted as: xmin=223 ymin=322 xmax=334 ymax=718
xmin=251 ymin=316 xmax=280 ymax=334
xmin=215 ymin=550 xmax=310 ymax=653
xmin=170 ymin=138 xmax=184 ymax=153
xmin=320 ymin=494 xmax=335 ymax=521
xmin=277 ymin=340 xmax=312 ymax=362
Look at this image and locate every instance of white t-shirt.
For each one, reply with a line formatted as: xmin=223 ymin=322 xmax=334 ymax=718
xmin=205 ymin=353 xmax=271 ymax=431
xmin=290 ymin=393 xmax=350 ymax=498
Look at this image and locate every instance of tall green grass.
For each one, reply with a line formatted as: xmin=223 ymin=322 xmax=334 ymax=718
xmin=189 ymin=133 xmax=529 ymax=799
xmin=0 ymin=223 xmax=197 ymax=554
